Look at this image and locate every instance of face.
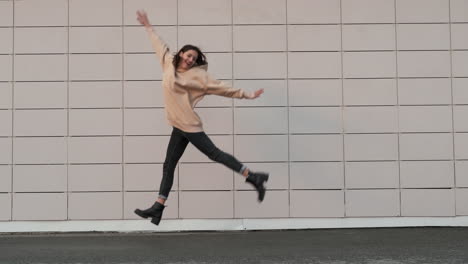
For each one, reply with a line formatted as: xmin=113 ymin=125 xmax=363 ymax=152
xmin=178 ymin=49 xmax=198 ymax=71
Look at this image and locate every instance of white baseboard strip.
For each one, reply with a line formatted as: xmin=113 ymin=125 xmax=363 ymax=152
xmin=1 ymin=217 xmax=468 ymax=234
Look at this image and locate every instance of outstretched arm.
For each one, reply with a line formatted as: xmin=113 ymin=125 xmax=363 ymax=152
xmin=206 ymin=75 xmax=264 ymax=99
xmin=137 ymin=10 xmax=172 ymax=67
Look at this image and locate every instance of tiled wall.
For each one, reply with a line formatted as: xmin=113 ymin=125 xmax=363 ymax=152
xmin=1 ymin=0 xmax=468 ymax=222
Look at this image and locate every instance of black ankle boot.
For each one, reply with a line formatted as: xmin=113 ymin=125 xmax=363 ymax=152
xmin=134 ymin=202 xmax=165 ymax=225
xmin=246 ymin=172 xmax=269 ymax=202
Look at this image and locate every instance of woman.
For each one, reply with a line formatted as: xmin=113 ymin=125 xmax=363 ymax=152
xmin=134 ymin=10 xmax=269 ymax=226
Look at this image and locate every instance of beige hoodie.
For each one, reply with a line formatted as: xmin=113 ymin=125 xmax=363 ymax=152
xmin=146 ymin=27 xmax=248 ymax=133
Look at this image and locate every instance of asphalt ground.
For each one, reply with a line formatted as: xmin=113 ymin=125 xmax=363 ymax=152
xmin=0 ymin=227 xmax=467 ymax=264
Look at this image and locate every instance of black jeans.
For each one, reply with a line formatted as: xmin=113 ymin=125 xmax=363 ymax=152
xmin=158 ymin=127 xmax=245 ymax=199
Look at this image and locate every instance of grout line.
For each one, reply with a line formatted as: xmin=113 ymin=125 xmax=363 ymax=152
xmin=448 ymin=0 xmax=457 ymax=216
xmin=121 ymin=0 xmax=125 ymax=220
xmin=66 ymin=0 xmax=70 ymax=221
xmin=339 ymin=0 xmax=346 ymax=218
xmin=10 ymin=0 xmax=15 ymax=221
xmin=10 ymin=22 xmax=468 ymax=28
xmin=394 ymin=0 xmax=402 ymax=217
xmin=176 ymin=0 xmax=180 ymax=219
xmin=230 ymin=0 xmax=236 ymax=218
xmin=285 ymin=0 xmax=291 ymax=217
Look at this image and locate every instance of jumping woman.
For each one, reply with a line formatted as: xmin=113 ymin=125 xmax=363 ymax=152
xmin=134 ymin=10 xmax=269 ymax=225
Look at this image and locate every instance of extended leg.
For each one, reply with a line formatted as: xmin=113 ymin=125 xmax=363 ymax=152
xmin=185 ymin=131 xmax=269 ymax=202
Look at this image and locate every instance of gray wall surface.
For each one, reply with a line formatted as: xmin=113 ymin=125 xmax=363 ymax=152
xmin=0 ymin=0 xmax=468 ymax=223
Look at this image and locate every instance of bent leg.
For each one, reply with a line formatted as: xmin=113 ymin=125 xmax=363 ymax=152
xmin=185 ymin=131 xmax=269 ymax=201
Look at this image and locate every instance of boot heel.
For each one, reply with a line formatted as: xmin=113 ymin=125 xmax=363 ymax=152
xmin=151 ymin=216 xmax=162 ymax=225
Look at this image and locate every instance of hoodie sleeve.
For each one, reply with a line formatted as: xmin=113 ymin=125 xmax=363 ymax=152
xmin=205 ymin=74 xmax=248 ymax=99
xmin=146 ymin=27 xmax=172 ymax=69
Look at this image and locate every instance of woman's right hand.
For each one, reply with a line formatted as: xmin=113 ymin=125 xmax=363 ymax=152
xmin=137 ymin=10 xmax=151 ymax=28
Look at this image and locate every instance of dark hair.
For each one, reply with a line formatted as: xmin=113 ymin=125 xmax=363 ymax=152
xmin=172 ymin=45 xmax=207 ymax=69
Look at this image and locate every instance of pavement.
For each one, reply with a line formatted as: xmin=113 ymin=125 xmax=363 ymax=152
xmin=0 ymin=227 xmax=467 ymax=263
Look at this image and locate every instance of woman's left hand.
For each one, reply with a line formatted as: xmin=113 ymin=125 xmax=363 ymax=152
xmin=246 ymin=89 xmax=264 ymax=99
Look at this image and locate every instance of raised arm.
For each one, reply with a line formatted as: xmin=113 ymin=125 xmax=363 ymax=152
xmin=206 ymin=75 xmax=264 ymax=99
xmin=137 ymin=10 xmax=172 ymax=67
